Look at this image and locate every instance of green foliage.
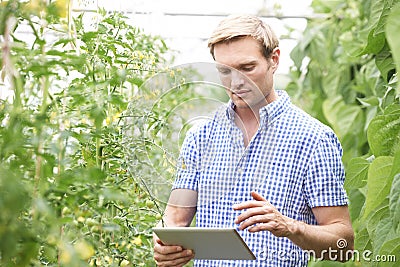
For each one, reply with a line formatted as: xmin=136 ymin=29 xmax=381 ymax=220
xmin=367 ymin=104 xmax=400 ymax=157
xmin=386 ymin=3 xmax=400 ymax=94
xmin=0 ymin=1 xmax=188 ymax=266
xmin=289 ymin=0 xmax=400 ymax=266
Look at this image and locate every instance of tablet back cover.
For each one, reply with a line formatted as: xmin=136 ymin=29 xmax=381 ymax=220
xmin=153 ymin=227 xmax=256 ymax=260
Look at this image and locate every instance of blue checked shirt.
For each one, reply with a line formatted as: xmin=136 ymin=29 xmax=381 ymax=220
xmin=173 ymin=90 xmax=348 ymax=267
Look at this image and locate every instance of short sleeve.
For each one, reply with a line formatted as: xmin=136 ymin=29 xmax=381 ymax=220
xmin=304 ymin=130 xmax=348 ymax=208
xmin=172 ymin=129 xmax=200 ymax=191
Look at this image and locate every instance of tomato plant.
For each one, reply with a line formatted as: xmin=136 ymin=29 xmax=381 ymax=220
xmin=0 ymin=1 xmax=193 ymax=266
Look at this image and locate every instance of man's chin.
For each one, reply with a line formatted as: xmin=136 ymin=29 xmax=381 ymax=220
xmin=232 ymin=97 xmax=268 ymax=111
xmin=232 ymin=99 xmax=252 ymax=109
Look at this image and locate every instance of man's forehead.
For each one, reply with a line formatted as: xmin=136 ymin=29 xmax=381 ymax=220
xmin=213 ymin=39 xmax=264 ymax=67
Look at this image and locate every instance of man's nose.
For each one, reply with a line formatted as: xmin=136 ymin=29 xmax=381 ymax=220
xmin=231 ymin=71 xmax=244 ymax=90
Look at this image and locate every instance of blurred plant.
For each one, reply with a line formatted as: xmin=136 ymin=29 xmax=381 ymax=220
xmin=0 ymin=0 xmax=197 ymax=266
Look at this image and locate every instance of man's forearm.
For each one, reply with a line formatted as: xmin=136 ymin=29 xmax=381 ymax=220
xmin=160 ymin=205 xmax=196 ymax=227
xmin=233 ymin=194 xmax=354 ymax=262
xmin=288 ymin=219 xmax=354 ymax=261
xmin=157 ymin=189 xmax=197 ymax=227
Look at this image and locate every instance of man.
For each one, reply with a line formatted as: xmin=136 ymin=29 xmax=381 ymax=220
xmin=153 ymin=14 xmax=354 ymax=267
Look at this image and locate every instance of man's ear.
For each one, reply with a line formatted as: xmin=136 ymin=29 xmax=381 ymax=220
xmin=270 ymin=47 xmax=280 ymax=73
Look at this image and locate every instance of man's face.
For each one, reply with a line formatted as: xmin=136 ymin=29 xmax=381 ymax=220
xmin=213 ymin=36 xmax=279 ymax=110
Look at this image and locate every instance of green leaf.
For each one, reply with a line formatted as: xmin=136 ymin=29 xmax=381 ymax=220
xmin=322 ymin=96 xmax=363 ymax=138
xmin=366 ymin=204 xmax=389 ymax=238
xmin=321 ymin=71 xmax=341 ymax=98
xmin=375 ymin=48 xmax=396 ymax=83
xmin=82 ymin=31 xmax=98 ymax=42
xmin=381 ymin=87 xmax=396 ymax=109
xmin=340 ymin=30 xmax=366 ymax=58
xmin=53 ymin=37 xmax=75 ymax=47
xmin=345 ymin=157 xmax=370 ymax=190
xmin=129 ymin=76 xmax=144 ymax=87
xmin=378 ymin=237 xmax=400 ymax=267
xmin=372 ymin=215 xmax=393 ymax=254
xmin=300 ymin=23 xmax=326 ymax=52
xmin=289 ymin=44 xmax=304 ymax=70
xmin=355 ymin=227 xmax=372 ymax=252
xmin=363 ymin=156 xmax=394 ymax=219
xmin=348 ymin=189 xmax=365 ymax=222
xmin=389 ymin=149 xmax=400 ymax=178
xmin=367 ymin=104 xmax=400 ymax=157
xmin=357 ymin=96 xmax=380 ymax=107
xmin=367 ymin=0 xmax=385 ymax=32
xmin=386 ymin=2 xmax=400 ymax=94
xmin=389 ymin=174 xmax=400 ymax=230
xmin=358 ymin=31 xmax=385 ymax=56
xmin=374 ymin=0 xmax=398 ymax=36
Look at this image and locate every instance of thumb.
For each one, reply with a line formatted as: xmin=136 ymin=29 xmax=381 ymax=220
xmin=153 ymin=235 xmax=163 ymax=245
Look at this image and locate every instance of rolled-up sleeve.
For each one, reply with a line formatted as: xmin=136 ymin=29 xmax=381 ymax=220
xmin=304 ymin=130 xmax=349 ymax=208
xmin=172 ymin=130 xmax=200 ymax=191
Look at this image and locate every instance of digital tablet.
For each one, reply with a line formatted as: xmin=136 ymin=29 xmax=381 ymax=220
xmin=153 ymin=227 xmax=256 ymax=260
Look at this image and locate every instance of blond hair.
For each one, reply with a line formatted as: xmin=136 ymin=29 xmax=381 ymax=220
xmin=208 ymin=14 xmax=279 ymax=59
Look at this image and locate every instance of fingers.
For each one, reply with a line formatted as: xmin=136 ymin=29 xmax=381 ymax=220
xmin=234 ymin=205 xmax=275 ymax=227
xmin=154 ymin=251 xmax=193 ymax=267
xmin=250 ymin=191 xmax=267 ymax=201
xmin=154 ymin=242 xmax=194 ymax=267
xmin=154 ymin=242 xmax=183 ymax=255
xmin=233 ymin=200 xmax=262 ymax=210
xmin=233 ymin=191 xmax=271 ymax=210
xmin=246 ymin=220 xmax=279 ymax=232
xmin=233 ymin=191 xmax=289 ymax=235
xmin=236 ymin=213 xmax=277 ymax=231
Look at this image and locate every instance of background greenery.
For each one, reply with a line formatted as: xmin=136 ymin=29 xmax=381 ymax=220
xmin=288 ymin=0 xmax=400 ymax=266
xmin=0 ymin=0 xmax=399 ymax=266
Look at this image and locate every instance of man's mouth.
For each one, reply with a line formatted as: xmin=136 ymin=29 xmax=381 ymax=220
xmin=232 ymin=90 xmax=250 ymax=98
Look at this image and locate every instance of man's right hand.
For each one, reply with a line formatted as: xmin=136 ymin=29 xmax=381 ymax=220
xmin=153 ymin=236 xmax=194 ymax=267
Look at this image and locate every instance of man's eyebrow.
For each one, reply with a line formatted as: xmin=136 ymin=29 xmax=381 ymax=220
xmin=216 ymin=65 xmax=229 ymax=69
xmin=229 ymin=60 xmax=258 ymax=70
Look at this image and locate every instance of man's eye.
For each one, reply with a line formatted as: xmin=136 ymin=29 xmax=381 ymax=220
xmin=218 ymin=68 xmax=231 ymax=75
xmin=242 ymin=66 xmax=255 ymax=72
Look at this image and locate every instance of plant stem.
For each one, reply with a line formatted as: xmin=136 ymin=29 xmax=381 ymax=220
xmin=96 ymin=135 xmax=102 ymax=168
xmin=3 ymin=17 xmax=22 ymax=111
xmin=34 ymin=13 xmax=50 ymax=196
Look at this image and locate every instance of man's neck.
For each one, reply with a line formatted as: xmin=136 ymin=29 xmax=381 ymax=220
xmin=234 ymin=107 xmax=260 ymax=147
xmin=233 ymin=90 xmax=279 ymax=147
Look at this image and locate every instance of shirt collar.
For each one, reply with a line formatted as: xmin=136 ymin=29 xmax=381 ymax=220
xmin=225 ymin=90 xmax=291 ymax=126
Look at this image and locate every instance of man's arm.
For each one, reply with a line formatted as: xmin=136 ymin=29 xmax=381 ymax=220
xmin=234 ymin=191 xmax=354 ymax=261
xmin=160 ymin=188 xmax=197 ymax=227
xmin=153 ymin=189 xmax=197 ymax=267
xmin=288 ymin=205 xmax=354 ymax=260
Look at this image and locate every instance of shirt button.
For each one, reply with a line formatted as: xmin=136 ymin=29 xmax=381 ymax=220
xmin=237 ymin=168 xmax=243 ymax=174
